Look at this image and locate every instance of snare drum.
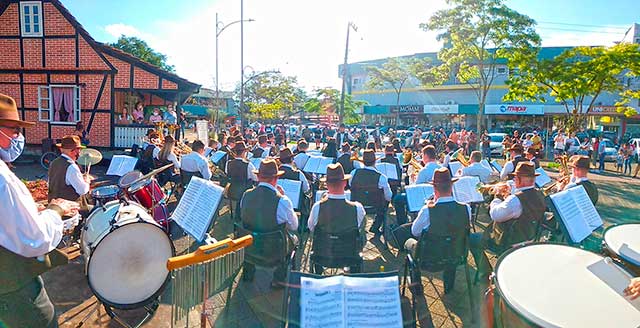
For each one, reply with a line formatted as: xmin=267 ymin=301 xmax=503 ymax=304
xmin=603 ymin=223 xmax=640 ymax=275
xmin=81 ymin=201 xmax=174 ymax=309
xmin=128 ymin=178 xmax=165 ymax=209
xmin=492 ymin=244 xmax=640 ymax=327
xmin=90 ymin=185 xmax=123 ymax=206
xmin=118 ymin=170 xmax=143 ymax=194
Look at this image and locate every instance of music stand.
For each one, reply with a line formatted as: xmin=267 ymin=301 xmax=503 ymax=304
xmin=281 ymin=271 xmax=415 ymax=328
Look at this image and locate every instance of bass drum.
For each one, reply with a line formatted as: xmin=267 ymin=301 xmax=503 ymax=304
xmin=81 ymin=201 xmax=174 ymax=309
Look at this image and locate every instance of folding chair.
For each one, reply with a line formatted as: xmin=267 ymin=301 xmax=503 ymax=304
xmin=402 ymin=228 xmax=476 ymax=323
xmin=308 ymin=225 xmax=364 ymax=275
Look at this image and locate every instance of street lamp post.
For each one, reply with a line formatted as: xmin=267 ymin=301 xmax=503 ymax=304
xmin=339 ymin=22 xmax=358 ymax=124
xmin=215 ymin=12 xmax=254 ymax=133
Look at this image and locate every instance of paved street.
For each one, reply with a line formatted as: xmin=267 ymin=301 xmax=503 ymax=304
xmin=10 ymin=159 xmax=640 ymax=327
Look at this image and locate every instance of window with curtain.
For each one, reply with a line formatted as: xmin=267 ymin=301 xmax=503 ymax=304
xmin=38 ymin=86 xmax=81 ymax=123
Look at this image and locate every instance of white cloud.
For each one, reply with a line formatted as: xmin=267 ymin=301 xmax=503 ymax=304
xmin=539 ymin=26 xmax=628 ymax=47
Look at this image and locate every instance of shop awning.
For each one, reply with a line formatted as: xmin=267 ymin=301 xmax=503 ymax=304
xmin=363 ymin=105 xmax=390 ymax=115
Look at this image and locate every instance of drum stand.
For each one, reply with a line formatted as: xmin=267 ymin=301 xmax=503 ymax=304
xmin=75 ymin=299 xmax=160 ymax=328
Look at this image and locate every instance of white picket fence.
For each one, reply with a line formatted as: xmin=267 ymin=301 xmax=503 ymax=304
xmin=114 ymin=126 xmax=150 ymax=148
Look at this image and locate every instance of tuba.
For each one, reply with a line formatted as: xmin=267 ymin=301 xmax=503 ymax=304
xmin=543 ymin=155 xmax=571 ymax=195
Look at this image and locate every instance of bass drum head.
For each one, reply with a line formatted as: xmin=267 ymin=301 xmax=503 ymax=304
xmin=87 ymin=221 xmax=173 ymax=309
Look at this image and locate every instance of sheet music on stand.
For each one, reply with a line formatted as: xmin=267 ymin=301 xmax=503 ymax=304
xmin=277 ymin=179 xmax=302 ymax=209
xmin=549 ymin=185 xmax=603 ymax=243
xmin=249 ymin=158 xmax=262 ymax=170
xmin=300 ymin=274 xmax=402 ymax=328
xmin=448 ymin=161 xmax=464 ymax=177
xmin=195 ymin=119 xmax=209 ymax=144
xmin=106 ymin=155 xmax=138 ymax=176
xmin=172 ymin=177 xmax=224 ymax=242
xmin=303 ymin=156 xmax=334 ymax=175
xmin=375 ymin=163 xmax=398 ymax=180
xmin=210 ymin=151 xmax=227 ymax=164
xmin=453 ymin=176 xmax=484 ymax=203
xmin=405 ymin=184 xmax=434 ymax=212
xmin=490 ymin=160 xmax=503 ymax=173
xmin=315 ymin=190 xmax=351 ymax=203
xmin=535 ymin=168 xmax=552 ymax=187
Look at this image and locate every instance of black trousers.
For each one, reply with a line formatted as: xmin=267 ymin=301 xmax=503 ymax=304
xmin=0 ymin=276 xmax=58 ymax=328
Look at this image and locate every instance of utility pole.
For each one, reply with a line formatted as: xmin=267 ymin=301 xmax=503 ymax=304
xmin=240 ymin=0 xmax=245 ymax=129
xmin=339 ymin=22 xmax=357 ymax=124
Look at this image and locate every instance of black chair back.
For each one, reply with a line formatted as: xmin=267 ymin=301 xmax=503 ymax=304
xmin=311 ymin=226 xmax=362 ymax=268
xmin=415 ymin=227 xmax=469 ymax=272
xmin=180 ymin=169 xmax=203 ymax=187
xmin=234 ymin=223 xmax=288 ymax=268
xmin=351 ymin=185 xmax=385 ymax=207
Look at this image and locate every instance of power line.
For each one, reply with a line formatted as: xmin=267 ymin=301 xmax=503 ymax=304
xmin=537 ymin=21 xmax=628 ymax=30
xmin=537 ymin=26 xmax=625 ymax=34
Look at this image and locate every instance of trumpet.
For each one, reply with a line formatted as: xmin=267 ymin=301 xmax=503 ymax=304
xmin=174 ymin=141 xmax=192 ymax=156
xmin=542 ymin=155 xmax=571 ymax=195
xmin=477 ymin=181 xmax=512 ymax=199
xmin=402 ymin=149 xmax=422 ymax=171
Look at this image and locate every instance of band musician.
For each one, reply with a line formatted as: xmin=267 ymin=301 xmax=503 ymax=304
xmin=308 ymin=163 xmax=365 ymax=273
xmin=239 ymin=159 xmax=298 ymax=286
xmin=470 ymin=162 xmax=546 ymax=278
xmin=278 ymin=148 xmax=311 ymax=226
xmin=459 ymin=151 xmax=493 ymax=184
xmin=442 ymin=140 xmax=459 ymax=168
xmin=392 ymin=167 xmax=471 ymax=292
xmin=500 ymin=143 xmax=527 ymax=180
xmin=349 ymin=149 xmax=392 ymax=235
xmin=337 ymin=142 xmax=356 ymax=174
xmin=525 ymin=147 xmax=540 ymax=169
xmin=180 ymin=140 xmax=212 ymax=184
xmin=558 ymin=155 xmax=598 ymax=205
xmin=0 ymin=93 xmax=80 ymax=327
xmin=252 ymin=134 xmax=274 ymax=159
xmin=226 ymin=141 xmax=259 ymax=219
xmin=393 ymin=145 xmax=441 ymax=225
xmin=335 ymin=123 xmax=354 ymax=146
xmin=293 ymin=139 xmax=310 ymax=170
xmin=47 ymin=135 xmax=92 ymax=215
xmin=380 ymin=144 xmax=402 ymax=196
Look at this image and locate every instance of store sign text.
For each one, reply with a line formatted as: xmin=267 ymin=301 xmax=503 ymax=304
xmin=485 ymin=104 xmax=543 ymax=115
xmin=423 ymin=104 xmax=459 ymax=114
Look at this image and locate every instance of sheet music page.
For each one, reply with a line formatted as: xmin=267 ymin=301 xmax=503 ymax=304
xmin=375 ymin=152 xmax=385 ymax=163
xmin=210 ymin=151 xmax=226 ymax=164
xmin=300 ymin=276 xmax=345 ymax=328
xmin=490 ymin=160 xmax=503 ymax=173
xmin=343 ymin=275 xmax=403 ymax=328
xmin=449 ymin=162 xmax=464 ymax=177
xmin=535 ymin=168 xmax=552 ymax=187
xmin=376 ymin=163 xmax=398 ymax=180
xmin=453 ymin=176 xmax=484 ymax=203
xmin=106 ymin=155 xmax=138 ymax=176
xmin=550 ymin=188 xmax=591 ymax=243
xmin=250 ymin=158 xmax=262 ymax=170
xmin=277 ymin=179 xmax=302 ymax=209
xmin=480 ymin=159 xmax=492 ymax=171
xmin=405 ymin=184 xmax=434 ymax=212
xmin=571 ymin=186 xmax=603 ymax=230
xmin=303 ymin=156 xmax=321 ymax=173
xmin=315 ymin=190 xmax=351 ymax=203
xmin=318 ymin=157 xmax=334 ymax=175
xmin=172 ymin=177 xmax=224 ymax=241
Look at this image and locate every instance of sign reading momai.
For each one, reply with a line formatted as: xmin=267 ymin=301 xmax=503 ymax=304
xmin=423 ymin=104 xmax=459 ymax=114
xmin=485 ymin=104 xmax=543 ymax=115
xmin=391 ymin=105 xmax=423 ymax=114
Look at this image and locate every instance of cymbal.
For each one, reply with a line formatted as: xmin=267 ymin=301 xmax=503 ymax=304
xmin=78 ymin=148 xmax=103 ymax=166
xmin=127 ymin=163 xmax=174 ymax=187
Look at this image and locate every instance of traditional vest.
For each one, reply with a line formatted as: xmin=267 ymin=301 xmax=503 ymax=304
xmin=227 ymin=158 xmax=251 ymax=200
xmin=488 ymin=188 xmax=546 ymax=250
xmin=180 ymin=169 xmax=203 ymax=186
xmin=336 ymin=132 xmax=350 ymax=146
xmin=241 ymin=185 xmax=283 ymax=232
xmin=139 ymin=144 xmax=157 ymax=173
xmin=351 ymin=168 xmax=385 ymax=206
xmin=577 ymin=180 xmax=598 ymax=205
xmin=509 ymin=156 xmax=528 ymax=174
xmin=0 ymin=246 xmax=66 ymax=294
xmin=281 ymin=165 xmax=300 ymax=181
xmin=337 ymin=153 xmax=354 ymax=174
xmin=427 ymin=201 xmax=469 ymax=237
xmin=381 ymin=154 xmax=402 ymax=182
xmin=251 ymin=146 xmax=266 ymax=159
xmin=315 ymin=198 xmax=358 ymax=234
xmin=48 ymin=156 xmax=81 ymax=201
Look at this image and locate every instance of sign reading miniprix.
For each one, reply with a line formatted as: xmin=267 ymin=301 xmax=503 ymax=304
xmin=485 ymin=104 xmax=543 ymax=115
xmin=423 ymin=104 xmax=459 ymax=114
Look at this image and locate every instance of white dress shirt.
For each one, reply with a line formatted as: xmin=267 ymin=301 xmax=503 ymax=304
xmin=461 ymin=162 xmax=493 ymax=183
xmin=415 ymin=161 xmax=441 ymax=184
xmin=61 ymin=154 xmax=89 ymax=196
xmin=257 ymin=145 xmax=271 ymax=158
xmin=180 ymin=151 xmax=212 ymax=180
xmin=293 ymin=152 xmax=310 ymax=170
xmin=281 ymin=164 xmax=310 ymax=192
xmin=500 ymin=155 xmax=522 ymax=180
xmin=153 ymin=147 xmax=181 ymax=169
xmin=335 ymin=132 xmax=353 ymax=146
xmin=442 ymin=152 xmax=452 ymax=167
xmin=564 ymin=176 xmax=589 ymax=190
xmin=307 ymin=193 xmax=365 ymax=232
xmin=0 ymin=161 xmax=63 ymax=257
xmin=348 ymin=166 xmax=393 ymax=201
xmin=240 ymin=182 xmax=298 ymax=231
xmin=411 ymin=196 xmax=472 ymax=237
xmin=489 ymin=185 xmax=535 ymax=223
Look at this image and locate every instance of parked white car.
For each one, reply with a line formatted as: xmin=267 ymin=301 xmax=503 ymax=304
xmin=488 ymin=133 xmax=506 ymax=157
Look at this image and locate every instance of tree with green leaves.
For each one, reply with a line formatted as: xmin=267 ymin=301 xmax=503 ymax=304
xmin=236 ymin=71 xmax=307 ymax=123
xmin=505 ymin=43 xmax=640 ymax=133
xmin=304 ymin=88 xmax=367 ymax=125
xmin=110 ymin=35 xmax=174 ymax=72
xmin=422 ymin=0 xmax=540 ymax=137
xmin=366 ymin=58 xmax=413 ymax=127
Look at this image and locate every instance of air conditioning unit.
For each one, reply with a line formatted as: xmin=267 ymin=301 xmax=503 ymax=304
xmin=445 ymin=100 xmax=457 ymax=105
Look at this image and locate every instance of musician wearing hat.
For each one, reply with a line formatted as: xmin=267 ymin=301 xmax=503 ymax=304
xmin=442 ymin=139 xmax=459 ymax=168
xmin=308 ymin=163 xmax=365 ymax=273
xmin=470 ymin=162 xmax=546 ymax=276
xmin=499 ymin=143 xmax=528 ymax=180
xmin=251 ymin=134 xmax=273 ymax=159
xmin=293 ymin=139 xmax=310 ymax=170
xmin=392 ymin=167 xmax=471 ymax=289
xmin=226 ymin=141 xmax=259 ymax=218
xmin=349 ymin=149 xmax=392 ymax=235
xmin=525 ymin=147 xmax=540 ymax=169
xmin=559 ymin=155 xmax=598 ymax=205
xmin=278 ymin=148 xmax=311 ymax=224
xmin=336 ymin=142 xmax=356 ymax=174
xmin=381 ymin=144 xmax=402 ymax=196
xmin=239 ymin=159 xmax=298 ymax=285
xmin=48 ymin=135 xmax=91 ymax=204
xmin=0 ymin=93 xmax=79 ymax=327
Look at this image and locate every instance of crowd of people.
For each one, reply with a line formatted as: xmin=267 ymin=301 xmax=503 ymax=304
xmin=1 ymin=88 xmax=639 ymax=327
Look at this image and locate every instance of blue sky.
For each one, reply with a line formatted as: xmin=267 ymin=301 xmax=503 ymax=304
xmin=60 ymin=0 xmax=640 ymax=91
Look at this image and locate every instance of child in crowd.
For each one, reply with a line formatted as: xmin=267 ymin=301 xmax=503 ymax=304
xmin=616 ymin=149 xmax=624 ymax=174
